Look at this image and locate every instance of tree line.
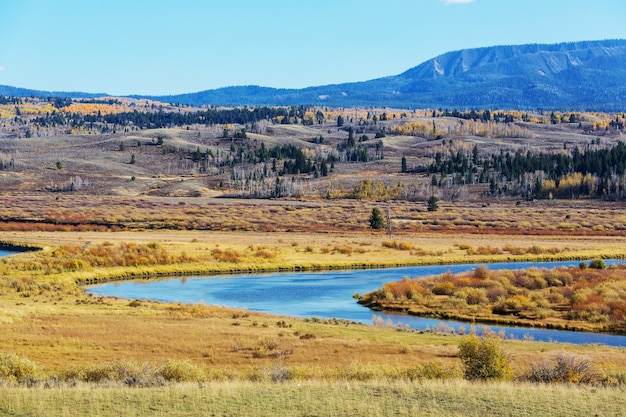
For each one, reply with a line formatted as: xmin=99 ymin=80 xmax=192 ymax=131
xmin=28 ymin=105 xmax=332 ymax=131
xmin=425 ymin=141 xmax=626 ymax=200
xmin=0 ymin=96 xmax=22 ymax=105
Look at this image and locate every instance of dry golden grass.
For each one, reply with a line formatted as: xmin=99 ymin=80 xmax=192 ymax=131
xmin=2 ymin=106 xmax=626 ymax=415
xmin=2 ymin=228 xmax=625 ymax=290
xmin=1 ymin=290 xmax=625 ymax=378
xmin=4 ymin=194 xmax=626 ymax=239
xmin=1 ymin=229 xmax=626 ymax=379
xmin=1 ymin=379 xmax=626 ymax=417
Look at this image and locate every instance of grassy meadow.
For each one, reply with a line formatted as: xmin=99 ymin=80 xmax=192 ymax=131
xmin=2 ymin=105 xmax=626 ymax=415
xmin=1 ymin=226 xmax=626 ymax=416
xmin=1 ymin=380 xmax=625 ymax=417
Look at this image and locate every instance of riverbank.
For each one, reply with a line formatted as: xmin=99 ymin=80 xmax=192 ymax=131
xmin=86 ymin=260 xmax=626 ymax=346
xmin=359 ymin=263 xmax=626 ymax=335
xmin=1 ymin=229 xmax=626 ymax=417
xmin=3 ymin=229 xmax=626 ymax=286
xmin=1 ymin=230 xmax=626 ymax=375
xmin=0 ymin=242 xmax=40 ymax=252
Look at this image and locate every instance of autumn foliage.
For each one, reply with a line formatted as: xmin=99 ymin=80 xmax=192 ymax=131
xmin=360 ymin=264 xmax=626 ymax=334
xmin=6 ymin=242 xmax=190 ymax=278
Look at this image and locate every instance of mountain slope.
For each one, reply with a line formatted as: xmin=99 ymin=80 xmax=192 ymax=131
xmin=0 ymin=85 xmax=104 ymax=99
xmin=145 ymin=39 xmax=626 ymax=110
xmin=2 ymin=40 xmax=626 ymax=110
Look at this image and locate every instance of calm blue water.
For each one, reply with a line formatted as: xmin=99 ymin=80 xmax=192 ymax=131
xmin=0 ymin=250 xmax=17 ymax=257
xmin=87 ymin=260 xmax=626 ymax=347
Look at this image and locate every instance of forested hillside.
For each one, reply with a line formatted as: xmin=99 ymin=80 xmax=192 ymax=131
xmin=2 ymin=95 xmax=626 ymax=203
xmin=140 ymin=40 xmax=626 ymax=110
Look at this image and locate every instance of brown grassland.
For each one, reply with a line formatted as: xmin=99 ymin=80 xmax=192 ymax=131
xmin=1 ymin=101 xmax=626 ymax=415
xmin=1 ymin=226 xmax=626 ymax=416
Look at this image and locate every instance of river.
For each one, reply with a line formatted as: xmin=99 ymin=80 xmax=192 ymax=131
xmin=86 ymin=260 xmax=626 ymax=347
xmin=0 ymin=249 xmax=18 ymax=257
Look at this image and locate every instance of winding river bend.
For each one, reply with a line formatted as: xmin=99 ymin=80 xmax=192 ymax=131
xmin=86 ymin=260 xmax=626 ymax=347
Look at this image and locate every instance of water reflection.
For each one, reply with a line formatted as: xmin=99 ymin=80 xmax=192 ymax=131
xmin=87 ymin=260 xmax=626 ymax=347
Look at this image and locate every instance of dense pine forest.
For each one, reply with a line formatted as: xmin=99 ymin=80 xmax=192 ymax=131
xmin=427 ymin=141 xmax=626 ymax=200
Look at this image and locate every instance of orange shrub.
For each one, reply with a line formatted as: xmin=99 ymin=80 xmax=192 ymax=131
xmin=255 ymin=250 xmax=275 ymax=259
xmin=332 ymin=245 xmax=353 ymax=255
xmin=382 ymin=277 xmax=428 ymax=300
xmin=432 ymin=281 xmax=455 ymax=296
xmin=382 ymin=241 xmax=414 ymax=251
xmin=211 ymin=248 xmax=242 ymax=263
xmin=364 ymin=265 xmax=626 ymax=330
xmin=486 ymin=286 xmax=508 ymax=302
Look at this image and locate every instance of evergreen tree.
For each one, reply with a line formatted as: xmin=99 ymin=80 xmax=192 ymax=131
xmin=369 ymin=208 xmax=385 ymax=229
xmin=192 ymin=146 xmax=202 ymax=162
xmin=347 ymin=127 xmax=355 ymax=148
xmin=427 ymin=196 xmax=439 ymax=212
xmin=320 ymin=161 xmax=329 ymax=177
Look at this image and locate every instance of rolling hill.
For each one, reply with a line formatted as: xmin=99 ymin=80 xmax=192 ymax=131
xmin=3 ymin=39 xmax=626 ymax=110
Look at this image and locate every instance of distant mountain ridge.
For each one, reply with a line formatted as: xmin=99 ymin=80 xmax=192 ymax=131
xmin=2 ymin=40 xmax=626 ymax=110
xmin=0 ymin=85 xmax=104 ymax=99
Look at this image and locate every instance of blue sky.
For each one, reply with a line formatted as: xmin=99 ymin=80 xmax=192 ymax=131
xmin=1 ymin=0 xmax=625 ymax=95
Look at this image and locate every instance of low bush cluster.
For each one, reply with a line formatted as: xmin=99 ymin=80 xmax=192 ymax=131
xmin=361 ymin=264 xmax=626 ymax=332
xmin=457 ymin=335 xmax=512 ymax=380
xmin=61 ymin=359 xmax=206 ymax=386
xmin=0 ymin=353 xmax=40 ymax=382
xmin=7 ymin=242 xmax=191 ymax=278
xmin=404 ymin=361 xmax=461 ymax=381
xmin=331 ymin=245 xmax=366 ymax=255
xmin=1 ymin=347 xmax=623 ymax=387
xmin=254 ymin=249 xmax=275 ymax=259
xmin=252 ymin=338 xmax=292 ymax=359
xmin=382 ymin=240 xmax=414 ymax=251
xmin=463 ymin=244 xmax=564 ymax=256
xmin=525 ymin=353 xmax=598 ymax=384
xmin=211 ymin=248 xmax=243 ymax=263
